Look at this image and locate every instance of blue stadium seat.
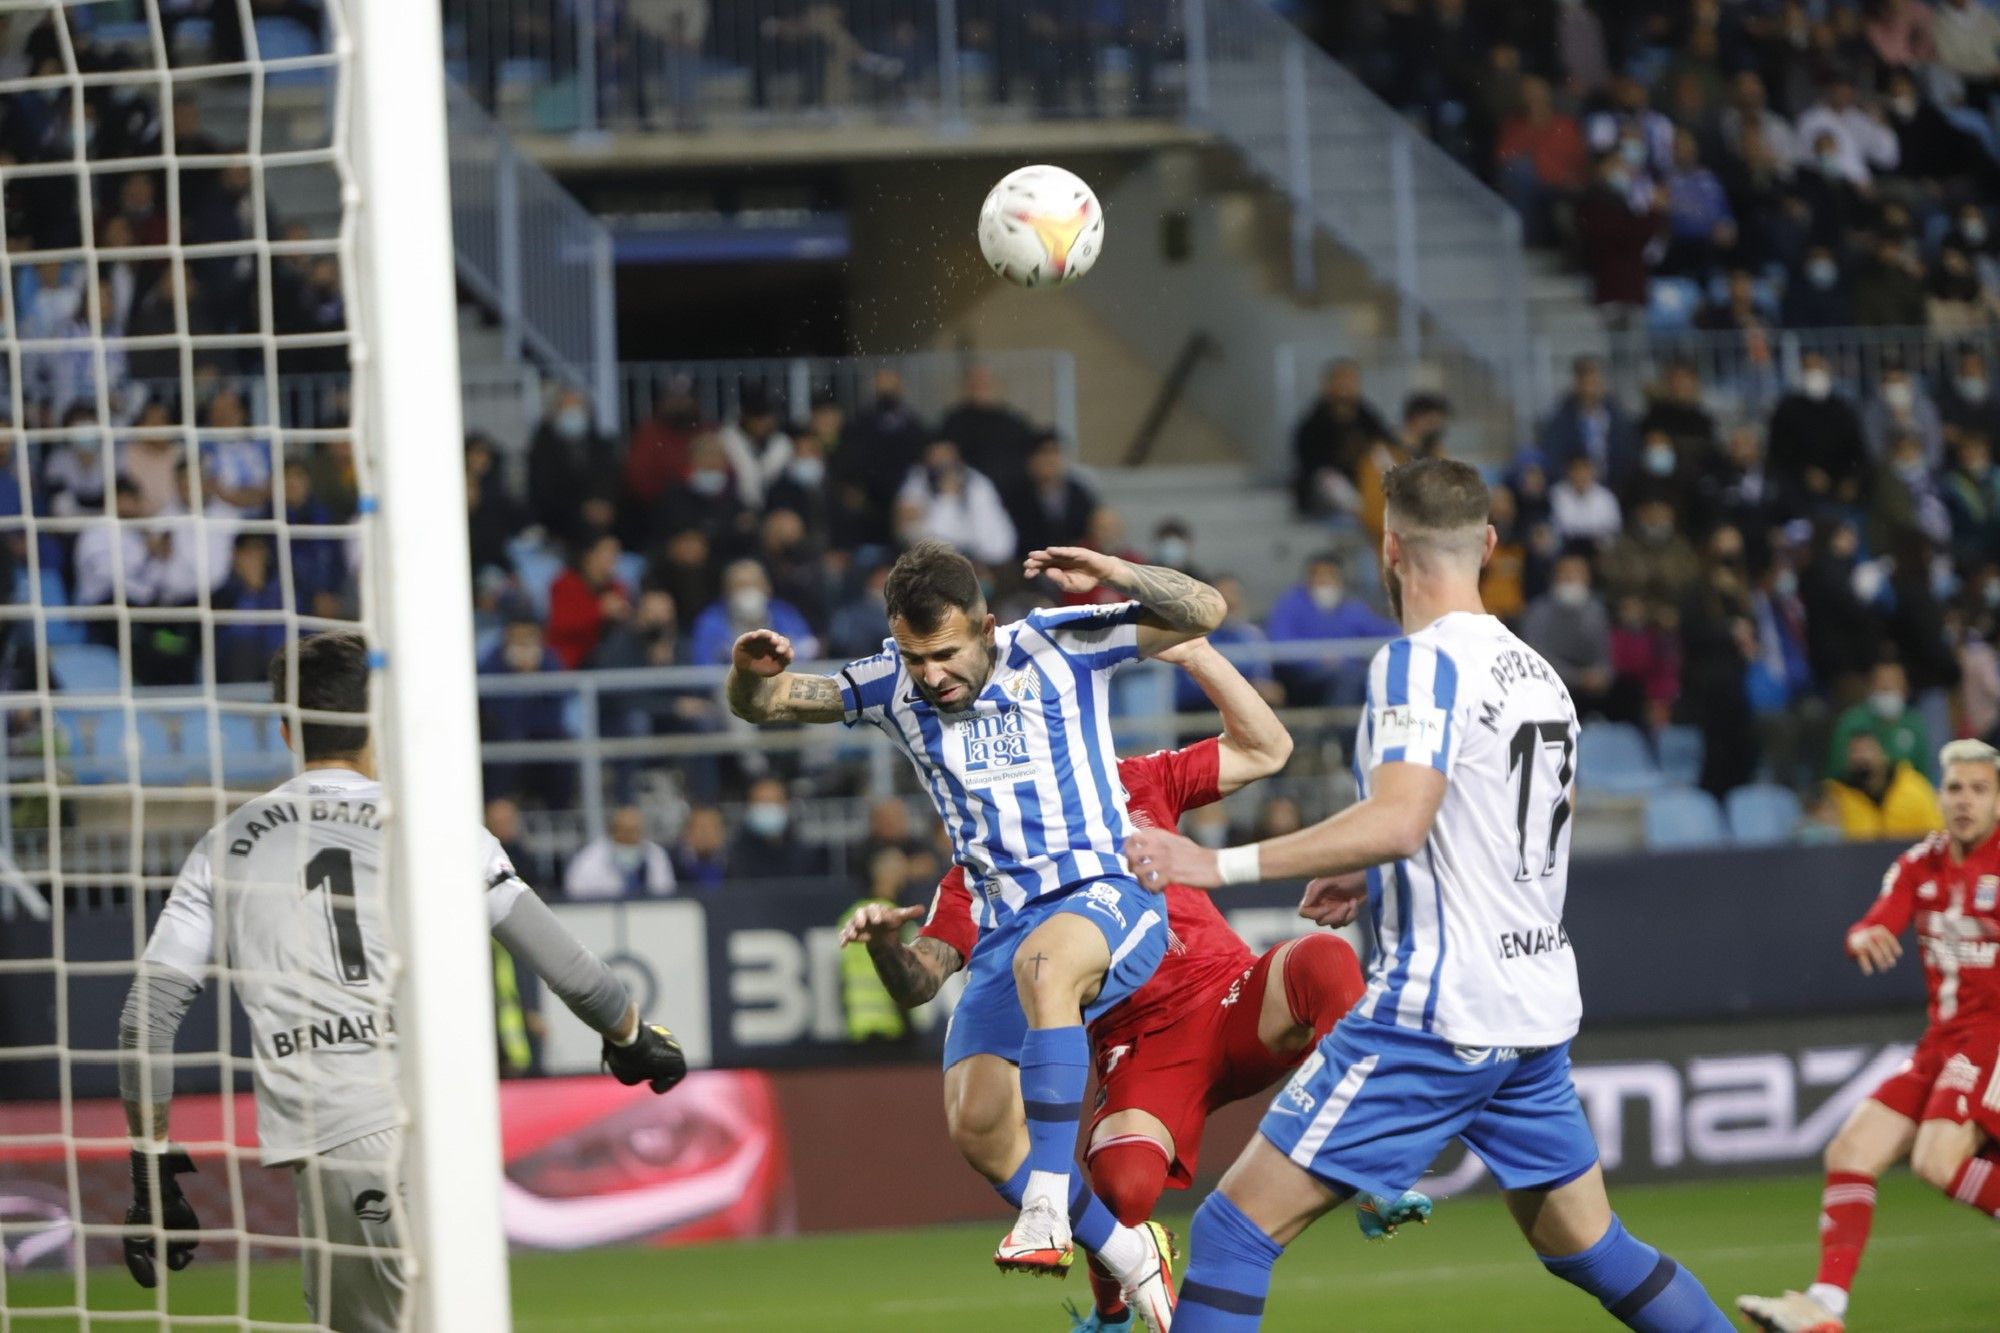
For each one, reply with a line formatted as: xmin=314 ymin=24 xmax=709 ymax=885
xmin=1645 ymin=278 xmax=1702 ymax=332
xmin=1577 ymin=722 xmax=1657 ymax=795
xmin=220 ymin=713 xmax=294 ymax=788
xmin=137 ymin=710 xmax=215 ymax=787
xmin=614 ymin=551 xmax=646 ymax=593
xmin=511 ymin=546 xmax=564 ymax=620
xmin=1644 ymin=788 xmax=1729 ymax=851
xmin=254 ymin=17 xmax=327 ymax=89
xmin=1657 ymin=725 xmax=1704 ymax=788
xmin=48 ymin=643 xmax=122 ymax=694
xmin=1727 ymin=783 xmax=1804 ymax=847
xmin=55 ymin=707 xmax=137 ymax=786
xmin=11 ymin=567 xmax=88 ymax=646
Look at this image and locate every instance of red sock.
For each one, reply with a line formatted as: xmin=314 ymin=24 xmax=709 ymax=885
xmin=1085 ymin=1135 xmax=1172 ymax=1320
xmin=1945 ymin=1152 xmax=2000 ymax=1218
xmin=1282 ymin=932 xmax=1365 ymax=1040
xmin=1814 ymin=1171 xmax=1878 ymax=1294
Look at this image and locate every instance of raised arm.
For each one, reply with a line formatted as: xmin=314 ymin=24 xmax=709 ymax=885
xmin=1023 ymin=546 xmax=1224 ymax=658
xmin=839 ymin=902 xmax=965 ymax=1008
xmin=725 ymin=629 xmax=847 ymax=724
xmin=1156 ymin=637 xmax=1293 ymax=794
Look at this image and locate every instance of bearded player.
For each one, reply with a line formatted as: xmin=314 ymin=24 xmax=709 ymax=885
xmin=730 ymin=540 xmax=1226 ymax=1327
xmin=1740 ymin=739 xmax=2000 ymax=1333
xmin=1127 ymin=459 xmax=1732 ymax=1332
xmin=116 ymin=633 xmax=687 ymax=1332
xmin=843 ymin=636 xmax=1428 ymax=1333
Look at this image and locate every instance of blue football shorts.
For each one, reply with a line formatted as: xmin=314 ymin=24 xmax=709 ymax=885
xmin=940 ymin=875 xmax=1168 ymax=1071
xmin=1257 ymin=1014 xmax=1601 ymax=1200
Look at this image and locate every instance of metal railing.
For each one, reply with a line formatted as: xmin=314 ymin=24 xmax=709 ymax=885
xmin=446 ymin=82 xmax=617 ymax=423
xmin=618 ymin=349 xmax=1078 ymax=447
xmin=443 ymin=0 xmax=1188 ymax=134
xmin=1275 ymin=324 xmax=2000 ymax=463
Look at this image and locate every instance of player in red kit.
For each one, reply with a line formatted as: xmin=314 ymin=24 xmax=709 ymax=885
xmin=1741 ymin=739 xmax=2000 ymax=1333
xmin=843 ymin=637 xmax=1427 ymax=1332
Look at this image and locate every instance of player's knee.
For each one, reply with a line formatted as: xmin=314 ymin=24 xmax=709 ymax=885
xmin=1087 ymin=1137 xmax=1171 ymax=1226
xmin=945 ymin=1089 xmax=1020 ymax=1179
xmin=1282 ymin=933 xmax=1364 ymax=1031
xmin=1910 ymin=1137 xmax=1964 ymax=1193
xmin=1823 ymin=1118 xmax=1875 ymax=1174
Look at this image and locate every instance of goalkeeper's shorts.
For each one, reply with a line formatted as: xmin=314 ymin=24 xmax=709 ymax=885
xmin=295 ymin=1127 xmax=407 ymax=1333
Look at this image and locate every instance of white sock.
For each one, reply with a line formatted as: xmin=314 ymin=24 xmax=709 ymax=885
xmin=1022 ymin=1169 xmax=1068 ymax=1215
xmin=1806 ymin=1283 xmax=1849 ymax=1318
xmin=1094 ymin=1223 xmax=1147 ymax=1283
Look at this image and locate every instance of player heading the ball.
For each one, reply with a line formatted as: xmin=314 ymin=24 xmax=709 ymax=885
xmin=117 ymin=632 xmax=688 ymax=1331
xmin=728 ymin=539 xmax=1226 ymax=1329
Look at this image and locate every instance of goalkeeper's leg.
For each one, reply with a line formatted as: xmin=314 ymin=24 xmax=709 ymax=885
xmin=296 ymin=1128 xmax=408 ymax=1333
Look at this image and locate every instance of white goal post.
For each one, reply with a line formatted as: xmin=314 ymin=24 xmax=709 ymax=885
xmin=347 ymin=0 xmax=511 ymax=1328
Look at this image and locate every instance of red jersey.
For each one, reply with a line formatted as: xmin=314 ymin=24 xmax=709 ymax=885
xmin=920 ymin=738 xmax=1257 ymax=1042
xmin=1853 ymin=830 xmax=2000 ymax=1037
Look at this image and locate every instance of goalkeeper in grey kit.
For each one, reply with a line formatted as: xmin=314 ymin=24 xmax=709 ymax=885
xmin=116 ymin=632 xmax=687 ymax=1332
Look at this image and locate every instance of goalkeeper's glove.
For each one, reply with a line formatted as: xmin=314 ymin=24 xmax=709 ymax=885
xmin=123 ymin=1147 xmax=200 ymax=1287
xmin=603 ymin=1021 xmax=688 ymax=1094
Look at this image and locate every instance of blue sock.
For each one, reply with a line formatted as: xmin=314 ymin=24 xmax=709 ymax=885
xmin=1067 ymin=1173 xmax=1121 ymax=1254
xmin=1177 ymin=1192 xmax=1282 ymax=1332
xmin=1539 ymin=1215 xmax=1733 ymax=1332
xmin=992 ymin=1159 xmax=1030 ymax=1209
xmin=1019 ymin=1026 xmax=1091 ymax=1209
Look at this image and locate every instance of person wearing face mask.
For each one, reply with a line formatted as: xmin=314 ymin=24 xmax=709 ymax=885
xmin=1636 ymin=360 xmax=1717 ymax=476
xmin=1864 ymin=362 xmax=1945 ymax=469
xmin=715 ymin=387 xmax=792 ymax=510
xmin=565 ymin=806 xmax=677 ymax=901
xmin=1795 ymin=74 xmax=1899 ymax=187
xmin=1600 ymin=496 xmax=1705 ymax=608
xmin=1549 ymin=453 xmax=1624 ymax=550
xmin=764 ymin=428 xmax=835 ymax=546
xmin=689 ymin=558 xmax=819 ymax=667
xmin=1945 ymin=434 xmax=2000 ymax=568
xmin=1827 ymin=659 xmax=1937 ymax=784
xmin=894 ymin=437 xmax=1017 ymax=566
xmin=1768 ymin=352 xmax=1871 ymax=506
xmin=840 ymin=369 xmax=933 ymax=538
xmin=1174 ymin=574 xmax=1282 ymax=713
xmin=730 ymin=777 xmax=826 ymax=881
xmin=1789 ymin=131 xmax=1868 ymax=251
xmin=657 ymin=432 xmax=758 ymax=560
xmin=1541 ymin=356 xmax=1639 ymax=490
xmin=756 ymin=506 xmax=830 ymax=629
xmin=1822 ymin=732 xmax=1944 ymax=841
xmin=1869 ymin=433 xmax=1953 ymax=554
xmin=476 ymin=617 xmax=575 ymax=809
xmin=1941 ymin=349 xmax=2000 ymax=456
xmin=527 ymin=386 xmax=615 ymax=546
xmin=1784 ymin=245 xmax=1852 ymax=327
xmin=1005 ymin=433 xmax=1098 ymax=559
xmin=1263 ymin=553 xmax=1398 ymax=706
xmin=1521 ymin=551 xmax=1616 ymax=717
xmin=1576 ymin=150 xmax=1666 ymax=314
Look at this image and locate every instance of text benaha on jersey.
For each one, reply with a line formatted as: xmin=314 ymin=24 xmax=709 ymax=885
xmin=225 ymin=796 xmax=381 ymax=857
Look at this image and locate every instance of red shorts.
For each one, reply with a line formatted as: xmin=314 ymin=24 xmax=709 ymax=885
xmin=1085 ymin=944 xmax=1312 ymax=1189
xmin=1868 ymin=1026 xmax=2000 ymax=1137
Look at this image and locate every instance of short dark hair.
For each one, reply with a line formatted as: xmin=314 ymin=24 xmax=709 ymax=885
xmin=884 ymin=539 xmax=983 ymax=632
xmin=268 ymin=630 xmax=369 ymax=761
xmin=1383 ymin=457 xmax=1490 ymax=537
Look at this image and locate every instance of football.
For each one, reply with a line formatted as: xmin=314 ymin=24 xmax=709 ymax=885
xmin=976 ymin=164 xmax=1104 ymax=288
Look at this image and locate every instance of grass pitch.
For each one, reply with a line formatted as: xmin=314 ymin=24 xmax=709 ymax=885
xmin=3 ymin=1171 xmax=1994 ymax=1330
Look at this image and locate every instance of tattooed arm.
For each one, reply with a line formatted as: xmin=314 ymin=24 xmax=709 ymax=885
xmin=838 ymin=902 xmax=964 ymax=1007
xmin=1022 ymin=546 xmax=1227 ymax=657
xmin=725 ymin=630 xmax=848 ymax=724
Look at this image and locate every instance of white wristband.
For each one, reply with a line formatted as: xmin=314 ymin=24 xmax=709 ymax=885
xmin=1215 ymin=844 xmax=1263 ymax=886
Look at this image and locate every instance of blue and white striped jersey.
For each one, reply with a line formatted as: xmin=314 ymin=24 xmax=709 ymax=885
xmin=1350 ymin=612 xmax=1583 ymax=1048
xmin=838 ymin=602 xmax=1144 ymax=928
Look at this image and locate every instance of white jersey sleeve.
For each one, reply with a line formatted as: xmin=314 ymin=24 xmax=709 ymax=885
xmin=1364 ymin=638 xmax=1461 ymax=775
xmin=142 ymin=839 xmax=218 ymax=983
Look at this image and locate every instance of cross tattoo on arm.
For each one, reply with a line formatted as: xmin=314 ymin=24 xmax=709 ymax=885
xmin=1028 ymin=951 xmax=1048 ymax=978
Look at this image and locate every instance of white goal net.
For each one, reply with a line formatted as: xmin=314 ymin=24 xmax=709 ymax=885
xmin=0 ymin=2 xmax=503 ymax=1328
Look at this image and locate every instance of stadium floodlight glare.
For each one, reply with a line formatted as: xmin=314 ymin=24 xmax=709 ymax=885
xmin=0 ymin=1 xmax=508 ymax=1328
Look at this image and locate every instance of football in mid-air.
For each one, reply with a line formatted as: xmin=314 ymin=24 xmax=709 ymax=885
xmin=977 ymin=165 xmax=1104 ymax=288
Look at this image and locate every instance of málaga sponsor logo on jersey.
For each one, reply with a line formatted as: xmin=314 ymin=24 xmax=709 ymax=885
xmin=1372 ymin=704 xmax=1446 ymax=754
xmin=268 ymin=1008 xmax=394 ymax=1058
xmin=1497 ymin=919 xmax=1571 ymax=961
xmin=957 ymin=708 xmax=1034 ymax=789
